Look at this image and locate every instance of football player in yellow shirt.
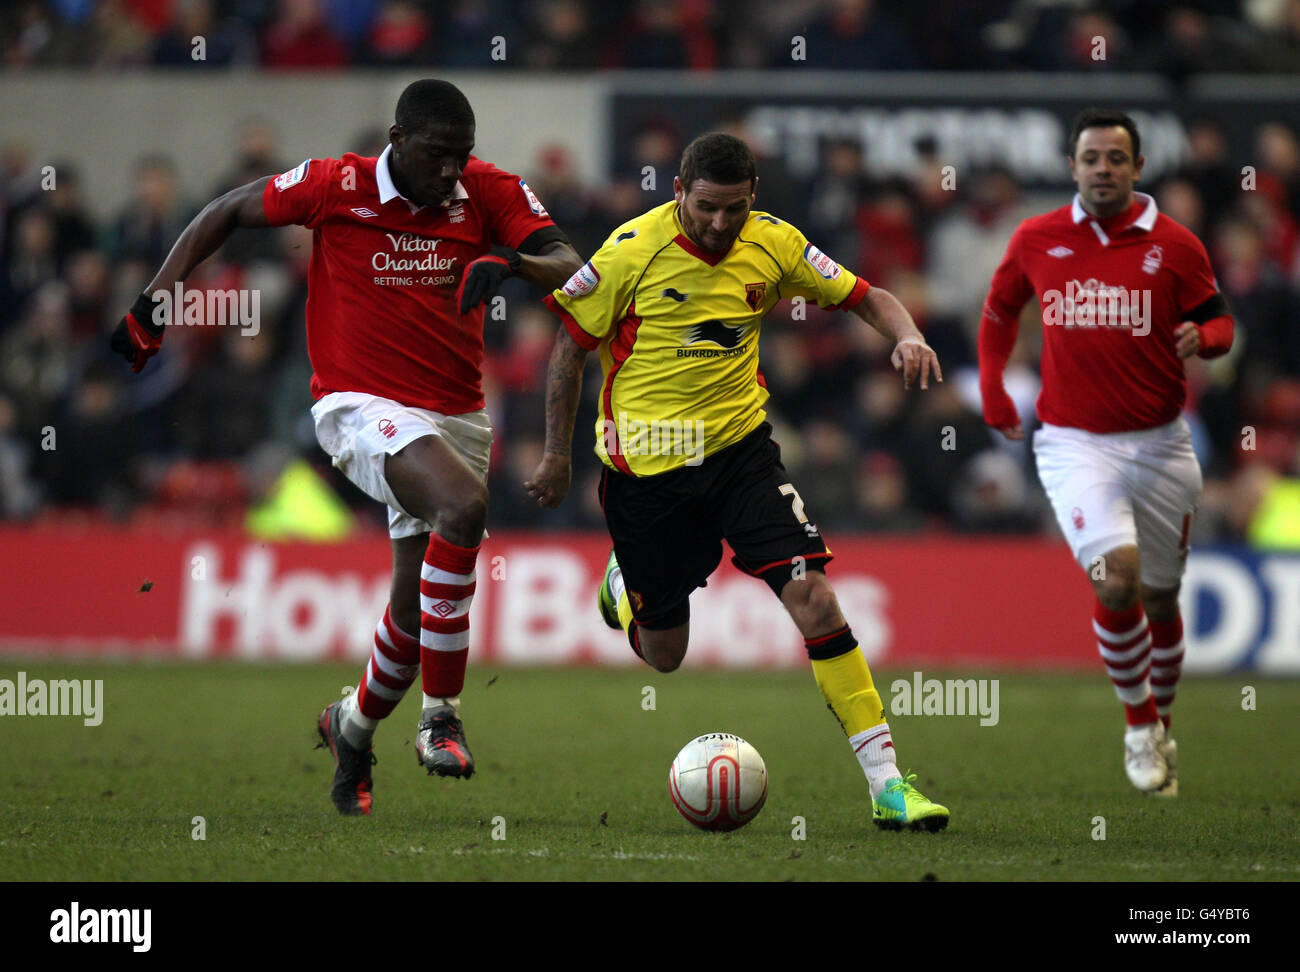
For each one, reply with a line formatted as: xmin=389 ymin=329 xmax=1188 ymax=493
xmin=528 ymin=133 xmax=948 ymax=831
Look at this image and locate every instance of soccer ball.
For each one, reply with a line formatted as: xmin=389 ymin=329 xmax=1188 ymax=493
xmin=668 ymin=732 xmax=768 ymax=831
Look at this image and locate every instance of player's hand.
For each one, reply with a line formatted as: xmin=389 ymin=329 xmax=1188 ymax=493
xmin=982 ymin=387 xmax=1022 ymax=439
xmin=891 ymin=336 xmax=942 ymax=390
xmin=524 ymin=452 xmax=571 ymax=509
xmin=109 ymin=292 xmax=165 ymax=373
xmin=458 ymin=245 xmax=521 ymax=314
xmin=1174 ymin=321 xmax=1201 ymax=358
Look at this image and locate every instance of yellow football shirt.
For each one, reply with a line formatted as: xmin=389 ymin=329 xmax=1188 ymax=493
xmin=543 ymin=201 xmax=869 ymax=476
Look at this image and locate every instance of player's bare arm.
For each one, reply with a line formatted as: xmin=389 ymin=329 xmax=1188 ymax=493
xmin=516 ymin=241 xmax=582 ymax=292
xmin=849 ymin=286 xmax=943 ymax=391
xmin=110 ymin=176 xmax=272 ymax=371
xmin=524 ymin=325 xmax=588 ymax=509
xmin=147 ymin=176 xmax=272 ymax=293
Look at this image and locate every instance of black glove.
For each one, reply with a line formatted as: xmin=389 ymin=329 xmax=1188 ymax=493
xmin=458 ymin=245 xmax=520 ymax=314
xmin=110 ymin=292 xmax=165 ymax=373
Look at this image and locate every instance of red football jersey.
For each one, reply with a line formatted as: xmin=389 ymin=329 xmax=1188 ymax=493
xmin=261 ymin=147 xmax=557 ymax=414
xmin=979 ymin=193 xmax=1230 ymax=433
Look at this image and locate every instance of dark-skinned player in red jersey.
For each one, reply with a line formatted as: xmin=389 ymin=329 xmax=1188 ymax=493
xmin=978 ymin=109 xmax=1234 ymax=798
xmin=110 ymin=80 xmax=582 ymax=815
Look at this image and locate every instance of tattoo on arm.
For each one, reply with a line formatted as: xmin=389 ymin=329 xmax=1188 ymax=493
xmin=544 ymin=329 xmax=588 ymax=456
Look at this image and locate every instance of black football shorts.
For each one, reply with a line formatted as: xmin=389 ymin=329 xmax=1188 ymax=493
xmin=598 ymin=422 xmax=832 ymax=629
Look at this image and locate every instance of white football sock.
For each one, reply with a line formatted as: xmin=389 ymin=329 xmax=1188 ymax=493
xmin=423 ymin=693 xmax=461 ymax=715
xmin=340 ymin=691 xmax=376 ymax=749
xmin=849 ymin=723 xmax=902 ymax=799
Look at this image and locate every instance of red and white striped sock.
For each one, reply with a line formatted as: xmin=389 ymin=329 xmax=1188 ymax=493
xmin=1148 ymin=614 xmax=1185 ymax=730
xmin=420 ymin=533 xmax=479 ymax=709
xmin=342 ymin=604 xmax=420 ymax=748
xmin=1094 ymin=600 xmax=1158 ymax=726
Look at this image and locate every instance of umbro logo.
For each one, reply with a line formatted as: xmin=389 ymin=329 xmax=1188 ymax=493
xmin=352 ymin=207 xmax=378 ymax=218
xmin=430 ymin=600 xmax=455 ymax=618
xmin=1047 ymin=246 xmax=1074 ymax=258
xmin=662 ymin=288 xmax=689 ymax=302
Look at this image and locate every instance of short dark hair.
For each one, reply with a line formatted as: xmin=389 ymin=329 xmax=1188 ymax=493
xmin=1069 ymin=108 xmax=1141 ymax=160
xmin=395 ymin=79 xmax=475 ymax=134
xmin=679 ymin=133 xmax=757 ymax=193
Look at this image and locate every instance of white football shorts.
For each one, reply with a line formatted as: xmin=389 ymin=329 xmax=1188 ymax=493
xmin=311 ymin=391 xmax=493 ymax=539
xmin=1032 ymin=417 xmax=1201 ymax=589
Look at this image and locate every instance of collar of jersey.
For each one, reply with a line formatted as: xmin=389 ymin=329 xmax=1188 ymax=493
xmin=1070 ymin=191 xmax=1157 ymax=234
xmin=376 ymin=144 xmax=468 ymax=213
xmin=672 ymin=205 xmax=732 ymax=266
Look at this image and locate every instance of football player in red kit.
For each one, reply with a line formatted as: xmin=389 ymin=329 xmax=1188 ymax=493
xmin=111 ymin=80 xmax=582 ymax=814
xmin=979 ymin=109 xmax=1234 ymax=796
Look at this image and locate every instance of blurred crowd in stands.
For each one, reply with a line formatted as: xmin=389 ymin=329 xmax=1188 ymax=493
xmin=3 ymin=106 xmax=1298 ymax=545
xmin=4 ymin=0 xmax=1300 ymax=75
xmin=2 ymin=1 xmax=1299 ymax=545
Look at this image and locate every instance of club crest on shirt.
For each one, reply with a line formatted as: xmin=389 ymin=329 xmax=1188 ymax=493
xmin=519 ymin=179 xmax=549 ymax=218
xmin=744 ymin=282 xmax=766 ymax=312
xmin=562 ymin=261 xmax=600 ymax=297
xmin=274 ymin=159 xmax=310 ymax=191
xmin=1142 ymin=245 xmax=1164 ymax=275
xmin=803 ymin=242 xmax=841 ymax=280
xmin=1071 ymin=507 xmax=1085 ymax=531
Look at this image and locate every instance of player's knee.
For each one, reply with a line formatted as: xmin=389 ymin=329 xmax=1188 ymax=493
xmin=436 ymin=485 xmax=488 ymax=545
xmin=645 ymin=649 xmax=683 ymax=673
xmin=641 ymin=633 xmax=686 ymax=673
xmin=1094 ymin=571 xmax=1139 ymax=609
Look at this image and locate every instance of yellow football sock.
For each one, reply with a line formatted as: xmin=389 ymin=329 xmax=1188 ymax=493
xmin=617 ymin=590 xmax=634 ymax=632
xmin=811 ymin=646 xmax=887 ymax=737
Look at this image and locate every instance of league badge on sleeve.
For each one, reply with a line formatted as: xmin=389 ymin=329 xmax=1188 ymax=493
xmin=519 ymin=179 xmax=549 ymax=218
xmin=803 ymin=242 xmax=842 ymax=280
xmin=274 ymin=159 xmax=310 ymax=192
xmin=562 ymin=261 xmax=600 ymax=298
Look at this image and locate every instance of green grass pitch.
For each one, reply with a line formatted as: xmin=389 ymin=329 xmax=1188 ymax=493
xmin=1 ymin=662 xmax=1296 ymax=882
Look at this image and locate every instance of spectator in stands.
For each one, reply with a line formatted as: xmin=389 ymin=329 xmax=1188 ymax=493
xmin=110 ymin=154 xmax=192 ymax=265
xmin=359 ymin=0 xmax=432 ymax=66
xmin=793 ymin=0 xmax=918 ymax=70
xmin=523 ymin=0 xmax=599 ymax=70
xmin=153 ymin=0 xmax=256 ymax=66
xmin=261 ymin=0 xmax=348 ymax=69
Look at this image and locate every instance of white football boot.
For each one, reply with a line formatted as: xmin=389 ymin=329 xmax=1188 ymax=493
xmin=1123 ymin=721 xmax=1169 ymax=793
xmin=1152 ymin=734 xmax=1178 ymax=798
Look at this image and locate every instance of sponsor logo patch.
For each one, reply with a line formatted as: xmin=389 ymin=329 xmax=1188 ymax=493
xmin=274 ymin=159 xmax=310 ymax=191
xmin=803 ymin=242 xmax=841 ymax=280
xmin=520 ymin=179 xmax=549 ymax=218
xmin=684 ymin=319 xmax=751 ymax=350
xmin=562 ymin=261 xmax=600 ymax=298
